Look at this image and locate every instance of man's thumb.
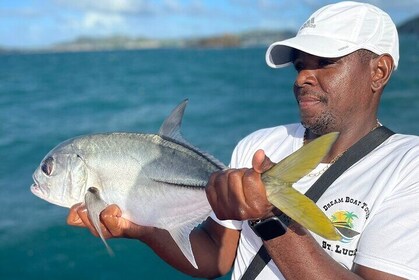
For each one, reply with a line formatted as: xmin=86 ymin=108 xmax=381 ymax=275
xmin=252 ymin=149 xmax=274 ymax=173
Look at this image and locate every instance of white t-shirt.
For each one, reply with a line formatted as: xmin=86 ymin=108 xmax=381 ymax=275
xmin=211 ymin=123 xmax=419 ymax=279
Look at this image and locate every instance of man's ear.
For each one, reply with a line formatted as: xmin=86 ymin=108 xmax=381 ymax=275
xmin=371 ymin=54 xmax=394 ymax=92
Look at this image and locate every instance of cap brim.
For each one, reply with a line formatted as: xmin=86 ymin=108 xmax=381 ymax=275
xmin=266 ymin=35 xmax=360 ymax=68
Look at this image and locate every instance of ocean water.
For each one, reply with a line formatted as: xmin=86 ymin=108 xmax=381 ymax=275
xmin=0 ymin=36 xmax=417 ymax=279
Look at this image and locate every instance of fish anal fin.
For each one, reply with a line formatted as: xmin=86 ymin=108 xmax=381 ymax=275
xmin=84 ymin=187 xmax=114 ymax=256
xmin=168 ymin=226 xmax=198 ymax=269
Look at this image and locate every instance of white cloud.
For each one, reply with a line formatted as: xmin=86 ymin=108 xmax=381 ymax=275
xmin=163 ymin=0 xmax=183 ymax=12
xmin=57 ymin=11 xmax=129 ymax=37
xmin=82 ymin=12 xmax=126 ymax=30
xmin=159 ymin=0 xmax=206 ymax=15
xmin=55 ymin=0 xmax=152 ymax=15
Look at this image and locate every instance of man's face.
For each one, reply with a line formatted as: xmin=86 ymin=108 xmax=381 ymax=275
xmin=292 ymin=50 xmax=373 ymax=135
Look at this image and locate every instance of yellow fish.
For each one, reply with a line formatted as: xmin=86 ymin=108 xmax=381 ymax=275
xmin=263 ymin=132 xmax=341 ymax=241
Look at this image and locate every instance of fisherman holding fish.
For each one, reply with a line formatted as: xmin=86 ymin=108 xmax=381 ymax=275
xmin=64 ymin=2 xmax=418 ymax=279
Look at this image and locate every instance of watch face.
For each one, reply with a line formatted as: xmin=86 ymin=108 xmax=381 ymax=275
xmin=250 ymin=217 xmax=286 ymax=240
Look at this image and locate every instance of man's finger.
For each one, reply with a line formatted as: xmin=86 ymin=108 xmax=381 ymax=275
xmin=67 ymin=203 xmax=87 ymax=227
xmin=100 ymin=204 xmax=123 ymax=237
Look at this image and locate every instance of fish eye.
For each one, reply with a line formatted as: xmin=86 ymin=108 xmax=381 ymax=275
xmin=41 ymin=156 xmax=54 ymax=176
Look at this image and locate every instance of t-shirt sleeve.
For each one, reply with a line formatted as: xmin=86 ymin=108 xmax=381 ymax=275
xmin=354 ymin=155 xmax=419 ymax=278
xmin=209 ymin=211 xmax=243 ymax=230
xmin=207 ymin=137 xmax=248 ymax=230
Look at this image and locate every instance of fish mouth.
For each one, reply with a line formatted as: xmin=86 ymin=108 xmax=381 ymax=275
xmin=30 ymin=175 xmax=44 ymax=198
xmin=30 ymin=175 xmax=72 ymax=207
xmin=30 ymin=183 xmax=42 ymax=197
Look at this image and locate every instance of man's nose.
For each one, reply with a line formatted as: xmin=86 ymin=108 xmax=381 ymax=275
xmin=294 ymin=69 xmax=318 ymax=89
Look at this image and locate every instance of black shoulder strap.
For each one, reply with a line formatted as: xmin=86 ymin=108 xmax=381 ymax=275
xmin=240 ymin=126 xmax=395 ymax=280
xmin=304 ymin=126 xmax=394 ymax=201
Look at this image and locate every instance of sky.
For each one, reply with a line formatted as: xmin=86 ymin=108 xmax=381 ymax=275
xmin=1 ymin=0 xmax=418 ymax=48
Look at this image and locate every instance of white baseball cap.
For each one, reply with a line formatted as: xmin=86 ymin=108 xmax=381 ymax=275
xmin=266 ymin=1 xmax=399 ymax=69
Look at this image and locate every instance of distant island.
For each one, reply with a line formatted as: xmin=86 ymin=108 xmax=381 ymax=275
xmin=1 ymin=30 xmax=295 ymax=54
xmin=47 ymin=30 xmax=296 ymax=53
xmin=1 ymin=15 xmax=417 ymax=54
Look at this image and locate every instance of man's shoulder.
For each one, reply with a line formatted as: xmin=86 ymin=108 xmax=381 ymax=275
xmin=389 ymin=133 xmax=419 ymax=144
xmin=241 ymin=123 xmax=302 ymax=144
xmin=381 ymin=133 xmax=419 ymax=164
xmin=383 ymin=133 xmax=419 ymax=155
xmin=231 ymin=123 xmax=303 ymax=167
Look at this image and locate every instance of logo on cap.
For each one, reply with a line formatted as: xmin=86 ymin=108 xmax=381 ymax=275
xmin=300 ymin=17 xmax=316 ymax=31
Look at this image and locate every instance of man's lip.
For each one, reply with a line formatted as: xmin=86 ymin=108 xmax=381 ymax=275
xmin=297 ymin=95 xmax=321 ymax=103
xmin=298 ymin=96 xmax=322 ymax=106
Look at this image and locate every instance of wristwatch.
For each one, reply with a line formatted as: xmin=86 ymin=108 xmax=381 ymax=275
xmin=248 ymin=216 xmax=287 ymax=241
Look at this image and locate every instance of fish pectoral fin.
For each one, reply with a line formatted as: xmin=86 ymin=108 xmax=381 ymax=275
xmin=84 ymin=187 xmax=114 ymax=256
xmin=168 ymin=226 xmax=198 ymax=269
xmin=263 ymin=132 xmax=339 ymax=183
xmin=268 ymin=185 xmax=341 ymax=241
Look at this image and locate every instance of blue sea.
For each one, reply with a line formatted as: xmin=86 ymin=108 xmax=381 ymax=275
xmin=0 ymin=36 xmax=418 ymax=279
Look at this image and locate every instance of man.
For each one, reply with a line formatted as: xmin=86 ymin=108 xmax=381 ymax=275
xmin=67 ymin=2 xmax=419 ymax=279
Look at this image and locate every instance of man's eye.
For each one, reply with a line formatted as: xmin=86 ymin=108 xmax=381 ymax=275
xmin=41 ymin=156 xmax=54 ymax=176
xmin=318 ymin=59 xmax=335 ymax=68
xmin=293 ymin=62 xmax=304 ymax=72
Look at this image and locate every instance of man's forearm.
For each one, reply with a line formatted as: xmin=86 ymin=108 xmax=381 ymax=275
xmin=138 ymin=217 xmax=240 ymax=278
xmin=264 ymin=222 xmax=362 ymax=280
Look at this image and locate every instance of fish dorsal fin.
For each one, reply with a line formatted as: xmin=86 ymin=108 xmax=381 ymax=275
xmin=159 ymin=100 xmax=227 ymax=170
xmin=158 ymin=99 xmax=189 ymax=143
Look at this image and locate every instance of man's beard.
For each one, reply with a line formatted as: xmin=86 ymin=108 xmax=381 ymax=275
xmin=301 ymin=111 xmax=337 ymax=135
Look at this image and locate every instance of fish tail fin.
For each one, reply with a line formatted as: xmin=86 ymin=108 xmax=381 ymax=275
xmin=268 ymin=187 xmax=341 ymax=240
xmin=263 ymin=132 xmax=341 ymax=240
xmin=263 ymin=132 xmax=339 ymax=183
xmin=85 ymin=187 xmax=115 ymax=256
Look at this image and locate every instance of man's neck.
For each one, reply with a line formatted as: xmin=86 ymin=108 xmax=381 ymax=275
xmin=303 ymin=120 xmax=381 ymax=163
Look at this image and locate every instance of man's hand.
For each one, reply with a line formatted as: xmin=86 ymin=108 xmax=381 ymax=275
xmin=67 ymin=203 xmax=147 ymax=239
xmin=206 ymin=149 xmax=276 ymax=221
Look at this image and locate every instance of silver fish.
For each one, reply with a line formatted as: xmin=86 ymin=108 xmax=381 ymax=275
xmin=31 ymin=100 xmax=224 ymax=268
xmin=31 ymin=100 xmax=340 ymax=269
